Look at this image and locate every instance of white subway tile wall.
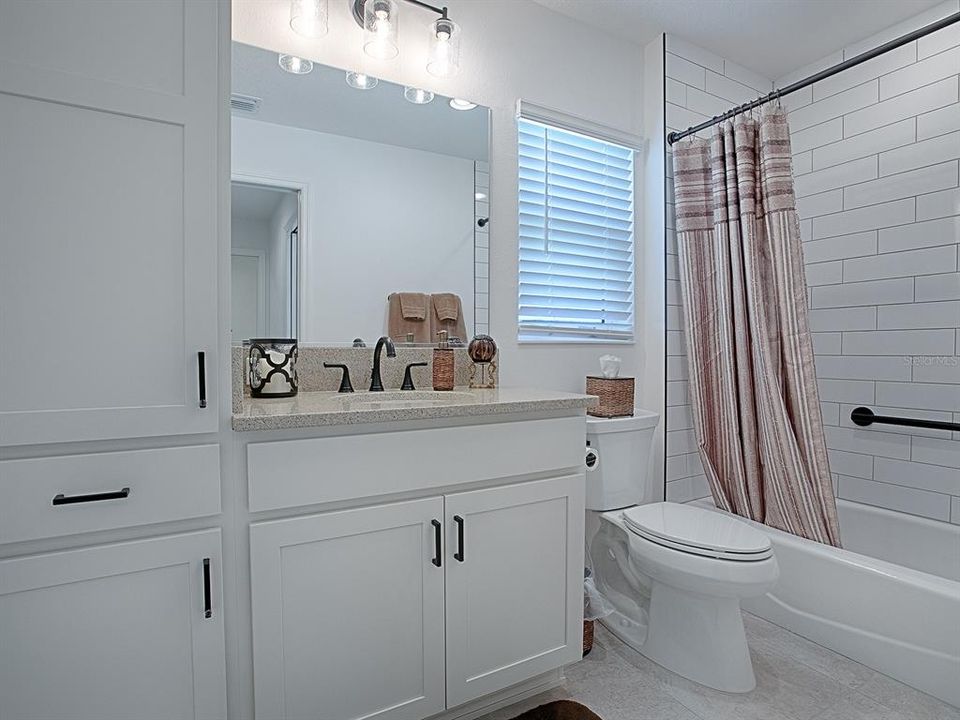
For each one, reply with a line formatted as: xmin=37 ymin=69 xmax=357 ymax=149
xmin=777 ymin=2 xmax=960 ymax=523
xmin=474 ymin=161 xmax=489 ymax=336
xmin=664 ymin=37 xmax=774 ymax=503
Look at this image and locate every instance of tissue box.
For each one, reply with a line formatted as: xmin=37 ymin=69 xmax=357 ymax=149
xmin=585 ymin=376 xmax=634 ymax=418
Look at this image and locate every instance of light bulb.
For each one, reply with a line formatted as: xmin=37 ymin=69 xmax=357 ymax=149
xmin=449 ymin=98 xmax=477 ymax=111
xmin=427 ymin=17 xmax=460 ymax=77
xmin=363 ymin=0 xmax=398 ymax=60
xmin=346 ymin=71 xmax=378 ymax=90
xmin=403 ymin=86 xmax=434 ymax=105
xmin=278 ymin=54 xmax=313 ymax=74
xmin=289 ymin=0 xmax=328 ymax=38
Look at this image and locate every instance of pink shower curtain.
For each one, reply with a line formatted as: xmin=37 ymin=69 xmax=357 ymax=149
xmin=671 ymin=107 xmax=841 ymax=546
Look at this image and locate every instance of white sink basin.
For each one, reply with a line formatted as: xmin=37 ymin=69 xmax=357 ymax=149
xmin=335 ymin=391 xmax=477 ymax=411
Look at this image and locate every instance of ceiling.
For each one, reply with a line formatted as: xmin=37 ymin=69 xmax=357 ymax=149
xmin=232 ymin=42 xmax=489 ymax=162
xmin=531 ymin=0 xmax=947 ymax=79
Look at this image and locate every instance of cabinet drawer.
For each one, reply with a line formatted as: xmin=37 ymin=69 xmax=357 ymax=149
xmin=247 ymin=416 xmax=586 ymax=512
xmin=0 ymin=445 xmax=221 ymax=544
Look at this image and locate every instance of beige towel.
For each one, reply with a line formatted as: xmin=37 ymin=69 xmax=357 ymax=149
xmin=430 ymin=293 xmax=467 ymax=343
xmin=388 ymin=293 xmax=431 ymax=342
xmin=397 ymin=292 xmax=427 ymax=320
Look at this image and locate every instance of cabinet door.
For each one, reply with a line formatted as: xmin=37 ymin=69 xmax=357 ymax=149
xmin=444 ymin=475 xmax=585 ymax=707
xmin=0 ymin=530 xmax=227 ymax=720
xmin=0 ymin=0 xmax=221 ymax=445
xmin=250 ymin=498 xmax=446 ymax=720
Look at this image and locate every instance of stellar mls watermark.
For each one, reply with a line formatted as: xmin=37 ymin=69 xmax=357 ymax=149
xmin=902 ymin=355 xmax=959 ymax=367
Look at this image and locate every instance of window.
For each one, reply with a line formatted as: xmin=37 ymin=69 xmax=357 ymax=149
xmin=518 ymin=115 xmax=635 ymax=342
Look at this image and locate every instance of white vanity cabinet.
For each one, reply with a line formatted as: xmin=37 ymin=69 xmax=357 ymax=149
xmin=444 ymin=475 xmax=585 ymax=707
xmin=0 ymin=530 xmax=227 ymax=720
xmin=0 ymin=0 xmax=222 ymax=445
xmin=250 ymin=498 xmax=447 ymax=720
xmin=246 ymin=416 xmax=587 ymax=720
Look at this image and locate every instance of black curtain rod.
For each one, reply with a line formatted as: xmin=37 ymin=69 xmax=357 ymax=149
xmin=667 ymin=11 xmax=960 ymax=145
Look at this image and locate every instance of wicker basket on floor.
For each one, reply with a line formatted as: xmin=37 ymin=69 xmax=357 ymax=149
xmin=582 ymin=620 xmax=594 ymax=656
xmin=585 ymin=376 xmax=634 ymax=418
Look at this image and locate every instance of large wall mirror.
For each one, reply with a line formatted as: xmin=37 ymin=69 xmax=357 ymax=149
xmin=230 ymin=42 xmax=490 ymax=345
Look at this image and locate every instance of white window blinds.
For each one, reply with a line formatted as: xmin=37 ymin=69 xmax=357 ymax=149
xmin=518 ymin=117 xmax=635 ymax=342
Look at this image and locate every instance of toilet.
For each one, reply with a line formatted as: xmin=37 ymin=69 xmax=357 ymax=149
xmin=585 ymin=411 xmax=779 ymax=693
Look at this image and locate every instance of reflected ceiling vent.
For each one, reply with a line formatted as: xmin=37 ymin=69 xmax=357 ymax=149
xmin=230 ymin=93 xmax=262 ymax=113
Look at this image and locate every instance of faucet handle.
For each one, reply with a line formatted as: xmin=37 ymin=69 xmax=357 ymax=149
xmin=323 ymin=363 xmax=354 ymax=393
xmin=401 ymin=362 xmax=429 ymax=391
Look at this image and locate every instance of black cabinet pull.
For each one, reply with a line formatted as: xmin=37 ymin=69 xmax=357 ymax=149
xmin=198 ymin=351 xmax=207 ymax=408
xmin=202 ymin=558 xmax=212 ymax=619
xmin=52 ymin=487 xmax=130 ymax=506
xmin=431 ymin=519 xmax=442 ymax=567
xmin=454 ymin=515 xmax=465 ymax=562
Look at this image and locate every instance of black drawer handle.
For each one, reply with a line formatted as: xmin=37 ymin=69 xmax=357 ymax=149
xmin=454 ymin=515 xmax=465 ymax=562
xmin=198 ymin=351 xmax=207 ymax=408
xmin=431 ymin=519 xmax=442 ymax=567
xmin=203 ymin=558 xmax=212 ymax=619
xmin=52 ymin=487 xmax=130 ymax=506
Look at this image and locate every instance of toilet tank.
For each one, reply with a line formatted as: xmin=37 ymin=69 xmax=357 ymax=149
xmin=585 ymin=409 xmax=661 ymax=511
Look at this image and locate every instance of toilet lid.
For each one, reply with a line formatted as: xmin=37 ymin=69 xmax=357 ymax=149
xmin=622 ymin=502 xmax=772 ymax=558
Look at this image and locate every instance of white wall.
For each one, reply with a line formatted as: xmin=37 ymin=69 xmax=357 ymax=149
xmin=774 ymin=0 xmax=960 ymax=524
xmin=662 ymin=36 xmax=774 ymax=504
xmin=233 ymin=0 xmax=653 ymax=392
xmin=233 ymin=117 xmax=475 ymax=343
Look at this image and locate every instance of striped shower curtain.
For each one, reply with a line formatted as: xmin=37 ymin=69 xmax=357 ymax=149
xmin=671 ymin=107 xmax=842 ymax=546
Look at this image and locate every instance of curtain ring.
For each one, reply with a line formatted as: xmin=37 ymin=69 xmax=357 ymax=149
xmin=776 ymin=88 xmax=782 ymax=108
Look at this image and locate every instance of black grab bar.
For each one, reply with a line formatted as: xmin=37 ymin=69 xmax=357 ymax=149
xmin=850 ymin=407 xmax=960 ymax=433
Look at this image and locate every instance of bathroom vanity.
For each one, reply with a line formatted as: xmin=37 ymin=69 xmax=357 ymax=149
xmin=237 ymin=389 xmax=593 ymax=719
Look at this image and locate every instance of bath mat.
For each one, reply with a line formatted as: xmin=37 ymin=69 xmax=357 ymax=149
xmin=508 ymin=700 xmax=603 ymax=720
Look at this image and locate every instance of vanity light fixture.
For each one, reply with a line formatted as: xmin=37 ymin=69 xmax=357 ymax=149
xmin=278 ymin=53 xmax=314 ymax=74
xmin=346 ymin=71 xmax=379 ymax=89
xmin=427 ymin=16 xmax=460 ymax=77
xmin=449 ymin=98 xmax=477 ymax=111
xmin=290 ymin=0 xmax=328 ymax=38
xmin=350 ymin=0 xmax=463 ymax=75
xmin=362 ymin=0 xmax=399 ymax=59
xmin=403 ymin=86 xmax=434 ymax=104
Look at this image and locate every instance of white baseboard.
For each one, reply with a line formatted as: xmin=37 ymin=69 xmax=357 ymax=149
xmin=428 ymin=669 xmax=565 ymax=720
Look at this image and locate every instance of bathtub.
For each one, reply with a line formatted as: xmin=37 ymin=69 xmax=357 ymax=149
xmin=692 ymin=498 xmax=960 ymax=707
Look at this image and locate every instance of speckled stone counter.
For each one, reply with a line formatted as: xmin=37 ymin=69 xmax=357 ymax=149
xmin=232 ymin=387 xmax=598 ymax=431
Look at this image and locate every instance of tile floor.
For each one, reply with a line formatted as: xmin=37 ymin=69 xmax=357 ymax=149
xmin=481 ymin=614 xmax=960 ymax=720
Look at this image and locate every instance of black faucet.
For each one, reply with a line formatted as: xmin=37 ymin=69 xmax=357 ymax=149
xmin=370 ymin=336 xmax=396 ymax=392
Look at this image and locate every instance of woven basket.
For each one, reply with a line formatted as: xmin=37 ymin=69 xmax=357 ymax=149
xmin=585 ymin=376 xmax=634 ymax=418
xmin=582 ymin=620 xmax=594 ymax=656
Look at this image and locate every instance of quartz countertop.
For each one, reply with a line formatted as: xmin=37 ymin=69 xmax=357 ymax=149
xmin=232 ymin=387 xmax=598 ymax=432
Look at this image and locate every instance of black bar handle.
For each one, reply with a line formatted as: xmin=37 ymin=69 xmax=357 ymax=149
xmin=52 ymin=487 xmax=130 ymax=506
xmin=431 ymin=519 xmax=442 ymax=567
xmin=198 ymin=351 xmax=207 ymax=408
xmin=454 ymin=515 xmax=465 ymax=562
xmin=202 ymin=558 xmax=212 ymax=619
xmin=851 ymin=407 xmax=960 ymax=433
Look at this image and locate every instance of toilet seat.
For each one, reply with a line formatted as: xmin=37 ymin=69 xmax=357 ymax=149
xmin=622 ymin=502 xmax=773 ymax=561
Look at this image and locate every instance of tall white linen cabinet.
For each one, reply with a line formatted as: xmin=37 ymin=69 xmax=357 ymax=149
xmin=0 ymin=1 xmax=228 ymax=718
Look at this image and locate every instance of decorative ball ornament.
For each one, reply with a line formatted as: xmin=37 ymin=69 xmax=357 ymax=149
xmin=468 ymin=334 xmax=498 ymax=389
xmin=468 ymin=334 xmax=497 ymax=363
